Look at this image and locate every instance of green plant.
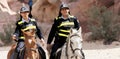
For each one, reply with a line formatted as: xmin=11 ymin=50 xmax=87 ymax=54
xmin=87 ymin=6 xmax=120 ymax=44
xmin=0 ymin=21 xmax=15 ymax=45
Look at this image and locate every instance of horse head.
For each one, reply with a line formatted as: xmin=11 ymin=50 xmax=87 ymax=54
xmin=22 ymin=25 xmax=36 ymax=38
xmin=67 ymin=27 xmax=83 ymax=59
xmin=22 ymin=25 xmax=40 ymax=59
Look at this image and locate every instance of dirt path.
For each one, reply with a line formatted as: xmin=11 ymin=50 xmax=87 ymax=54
xmin=0 ymin=41 xmax=120 ymax=59
xmin=0 ymin=47 xmax=10 ymax=59
xmin=82 ymin=41 xmax=120 ymax=59
xmin=83 ymin=47 xmax=120 ymax=59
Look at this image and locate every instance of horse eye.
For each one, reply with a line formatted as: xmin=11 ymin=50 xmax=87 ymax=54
xmin=71 ymin=41 xmax=73 ymax=44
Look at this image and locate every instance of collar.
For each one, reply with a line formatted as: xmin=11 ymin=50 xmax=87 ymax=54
xmin=61 ymin=15 xmax=71 ymax=19
xmin=22 ymin=18 xmax=31 ymax=22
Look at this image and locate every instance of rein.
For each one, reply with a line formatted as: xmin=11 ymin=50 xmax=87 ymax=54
xmin=69 ymin=34 xmax=81 ymax=38
xmin=70 ymin=40 xmax=81 ymax=54
xmin=26 ymin=47 xmax=38 ymax=51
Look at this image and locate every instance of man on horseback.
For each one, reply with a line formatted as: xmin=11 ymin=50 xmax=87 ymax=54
xmin=11 ymin=6 xmax=46 ymax=59
xmin=47 ymin=3 xmax=80 ymax=59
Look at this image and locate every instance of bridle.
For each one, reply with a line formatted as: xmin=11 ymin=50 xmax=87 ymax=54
xmin=24 ymin=29 xmax=38 ymax=54
xmin=66 ymin=34 xmax=82 ymax=59
xmin=25 ymin=47 xmax=38 ymax=52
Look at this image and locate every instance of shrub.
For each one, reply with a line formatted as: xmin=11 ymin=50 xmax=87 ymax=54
xmin=87 ymin=6 xmax=120 ymax=44
xmin=0 ymin=21 xmax=15 ymax=45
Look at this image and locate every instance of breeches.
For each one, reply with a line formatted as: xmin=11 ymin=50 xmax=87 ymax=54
xmin=15 ymin=40 xmax=24 ymax=53
xmin=50 ymin=42 xmax=64 ymax=59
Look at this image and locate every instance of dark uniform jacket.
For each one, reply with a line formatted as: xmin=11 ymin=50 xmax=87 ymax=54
xmin=47 ymin=15 xmax=80 ymax=44
xmin=14 ymin=18 xmax=43 ymax=41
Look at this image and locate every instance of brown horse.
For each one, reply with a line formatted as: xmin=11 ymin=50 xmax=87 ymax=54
xmin=7 ymin=28 xmax=42 ymax=59
xmin=23 ymin=29 xmax=41 ymax=59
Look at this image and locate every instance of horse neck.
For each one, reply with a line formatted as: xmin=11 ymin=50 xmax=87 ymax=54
xmin=24 ymin=36 xmax=38 ymax=58
xmin=24 ymin=36 xmax=37 ymax=49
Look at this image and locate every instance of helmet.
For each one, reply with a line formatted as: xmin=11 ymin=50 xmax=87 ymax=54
xmin=60 ymin=4 xmax=69 ymax=9
xmin=20 ymin=6 xmax=29 ymax=13
xmin=58 ymin=3 xmax=70 ymax=17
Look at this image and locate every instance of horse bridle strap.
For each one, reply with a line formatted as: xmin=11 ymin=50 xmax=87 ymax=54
xmin=69 ymin=34 xmax=80 ymax=38
xmin=66 ymin=33 xmax=82 ymax=59
xmin=26 ymin=48 xmax=37 ymax=51
xmin=70 ymin=41 xmax=81 ymax=54
xmin=73 ymin=48 xmax=81 ymax=53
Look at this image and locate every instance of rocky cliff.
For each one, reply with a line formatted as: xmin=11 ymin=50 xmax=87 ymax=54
xmin=0 ymin=0 xmax=120 ymax=32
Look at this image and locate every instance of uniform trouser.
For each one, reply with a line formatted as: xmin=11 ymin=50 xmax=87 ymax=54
xmin=14 ymin=40 xmax=24 ymax=59
xmin=50 ymin=42 xmax=65 ymax=59
xmin=15 ymin=40 xmax=24 ymax=53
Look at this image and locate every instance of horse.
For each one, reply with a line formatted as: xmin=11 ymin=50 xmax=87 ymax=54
xmin=56 ymin=27 xmax=85 ymax=59
xmin=7 ymin=26 xmax=48 ymax=59
xmin=22 ymin=28 xmax=40 ymax=59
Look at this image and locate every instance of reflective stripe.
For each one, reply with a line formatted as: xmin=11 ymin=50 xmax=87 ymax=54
xmin=56 ymin=15 xmax=74 ymax=20
xmin=69 ymin=15 xmax=74 ymax=18
xmin=18 ymin=21 xmax=23 ymax=25
xmin=56 ymin=17 xmax=58 ymax=20
xmin=31 ymin=19 xmax=35 ymax=21
xmin=58 ymin=22 xmax=74 ymax=28
xmin=55 ymin=17 xmax=62 ymax=20
xmin=21 ymin=26 xmax=36 ymax=31
xmin=20 ymin=36 xmax=25 ymax=39
xmin=58 ymin=33 xmax=68 ymax=37
xmin=60 ymin=29 xmax=70 ymax=33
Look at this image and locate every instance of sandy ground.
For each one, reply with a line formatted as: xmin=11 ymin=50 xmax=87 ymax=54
xmin=0 ymin=41 xmax=120 ymax=59
xmin=82 ymin=41 xmax=120 ymax=59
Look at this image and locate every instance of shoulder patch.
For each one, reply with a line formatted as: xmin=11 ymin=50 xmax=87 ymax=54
xmin=31 ymin=18 xmax=36 ymax=21
xmin=69 ymin=15 xmax=75 ymax=18
xmin=55 ymin=17 xmax=58 ymax=20
xmin=55 ymin=17 xmax=62 ymax=20
xmin=18 ymin=20 xmax=23 ymax=25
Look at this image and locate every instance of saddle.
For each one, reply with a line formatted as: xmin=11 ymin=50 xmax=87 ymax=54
xmin=10 ymin=47 xmax=25 ymax=59
xmin=10 ymin=45 xmax=46 ymax=59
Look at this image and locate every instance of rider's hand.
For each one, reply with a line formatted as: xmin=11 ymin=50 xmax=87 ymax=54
xmin=47 ymin=44 xmax=52 ymax=53
xmin=12 ymin=35 xmax=17 ymax=41
xmin=40 ymin=38 xmax=46 ymax=48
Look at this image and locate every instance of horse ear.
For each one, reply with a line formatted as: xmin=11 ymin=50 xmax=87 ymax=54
xmin=70 ymin=28 xmax=77 ymax=34
xmin=70 ymin=28 xmax=73 ymax=34
xmin=78 ymin=27 xmax=82 ymax=35
xmin=78 ymin=27 xmax=82 ymax=33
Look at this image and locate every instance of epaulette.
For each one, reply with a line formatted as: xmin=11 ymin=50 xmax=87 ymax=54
xmin=31 ymin=18 xmax=36 ymax=21
xmin=55 ymin=17 xmax=58 ymax=20
xmin=18 ymin=20 xmax=23 ymax=25
xmin=69 ymin=15 xmax=75 ymax=18
xmin=55 ymin=17 xmax=62 ymax=20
